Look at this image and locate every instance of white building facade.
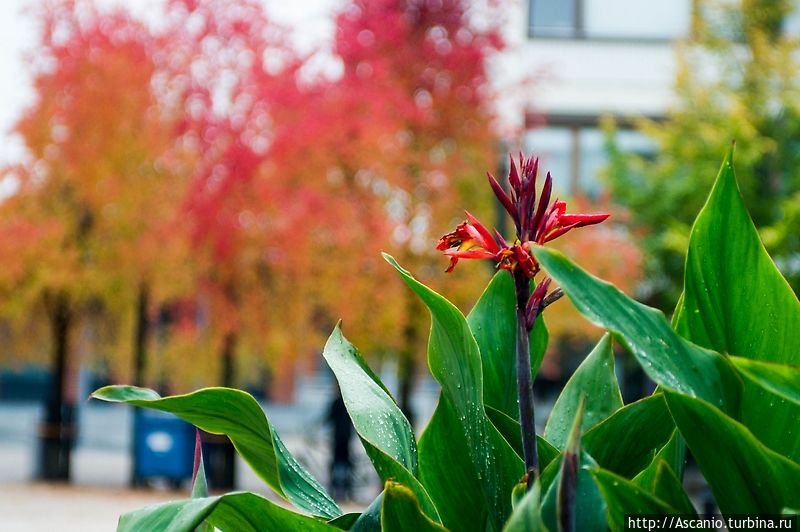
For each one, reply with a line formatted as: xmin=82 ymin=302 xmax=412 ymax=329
xmin=494 ymin=0 xmax=694 ymax=196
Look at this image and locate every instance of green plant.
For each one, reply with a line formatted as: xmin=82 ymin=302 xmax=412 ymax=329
xmin=93 ymin=148 xmax=800 ymax=530
xmin=602 ymin=0 xmax=800 ymax=309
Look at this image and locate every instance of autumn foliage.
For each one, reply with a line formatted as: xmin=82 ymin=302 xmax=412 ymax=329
xmin=0 ymin=0 xmax=639 ymax=407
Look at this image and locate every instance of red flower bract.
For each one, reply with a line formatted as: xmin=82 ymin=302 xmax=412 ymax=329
xmin=436 ymin=211 xmax=500 ymax=273
xmin=487 ymin=154 xmax=609 ymax=245
xmin=437 ymin=152 xmax=609 ymax=278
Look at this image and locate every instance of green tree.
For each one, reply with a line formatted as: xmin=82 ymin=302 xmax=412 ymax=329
xmin=603 ymin=0 xmax=800 ymax=309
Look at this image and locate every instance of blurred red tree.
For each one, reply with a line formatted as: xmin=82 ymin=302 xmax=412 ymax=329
xmin=151 ymin=0 xmax=345 ymax=400
xmin=268 ymin=0 xmax=506 ymax=418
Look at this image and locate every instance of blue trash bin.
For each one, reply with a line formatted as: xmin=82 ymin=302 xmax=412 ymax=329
xmin=133 ymin=409 xmax=195 ymax=486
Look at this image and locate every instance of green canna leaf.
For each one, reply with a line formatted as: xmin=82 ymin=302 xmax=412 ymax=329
xmin=418 ymin=395 xmax=486 ymax=531
xmin=633 ymin=458 xmax=695 ymax=516
xmin=380 ymin=482 xmax=449 ymax=532
xmin=664 ymin=391 xmax=800 ymax=514
xmin=117 ymin=492 xmax=337 ymax=532
xmin=674 ymin=149 xmax=800 ymax=463
xmin=674 ymin=148 xmax=800 ymax=365
xmin=534 ymin=246 xmax=742 ymax=417
xmin=386 ymin=253 xmax=523 ymax=531
xmin=581 ymin=394 xmax=674 ymax=479
xmin=503 ymin=478 xmax=549 ymax=532
xmin=321 ymin=325 xmax=440 ymax=523
xmin=485 ymin=405 xmax=560 ymax=470
xmin=590 ymin=468 xmax=683 ymax=532
xmin=539 ymin=452 xmax=606 ymax=532
xmin=545 ymin=334 xmax=623 ymax=449
xmin=730 ymin=357 xmax=800 ymax=407
xmin=91 ymin=386 xmax=341 ymax=519
xmin=467 ymin=271 xmax=548 ymax=421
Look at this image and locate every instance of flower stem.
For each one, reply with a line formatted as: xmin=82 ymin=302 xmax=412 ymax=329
xmin=514 ymin=269 xmax=539 ymax=489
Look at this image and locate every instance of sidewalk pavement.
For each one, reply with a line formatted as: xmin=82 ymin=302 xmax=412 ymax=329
xmin=2 ymin=481 xmax=369 ymax=531
xmin=1 ymin=482 xmax=184 ymax=532
xmin=0 ymin=440 xmax=374 ymax=531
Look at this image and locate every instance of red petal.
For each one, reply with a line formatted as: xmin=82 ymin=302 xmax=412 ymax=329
xmin=558 ymin=213 xmax=610 ymax=227
xmin=436 ymin=222 xmax=473 ymax=250
xmin=464 ymin=211 xmax=500 ymax=253
xmin=435 ymin=237 xmax=451 ymax=251
xmin=525 ymin=276 xmax=552 ymax=327
xmin=530 ymin=172 xmax=552 ymax=240
xmin=494 ymin=229 xmax=510 ymax=249
xmin=542 ymin=222 xmax=579 ymax=243
xmin=513 ymin=244 xmax=539 ymax=278
xmin=487 ymin=172 xmax=519 ymax=224
xmin=508 ymin=154 xmax=520 ymax=191
xmin=192 ymin=429 xmax=203 ymax=487
xmin=444 ymin=249 xmax=497 ymax=260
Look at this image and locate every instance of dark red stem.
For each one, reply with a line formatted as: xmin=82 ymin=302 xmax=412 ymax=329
xmin=514 ymin=269 xmax=539 ymax=489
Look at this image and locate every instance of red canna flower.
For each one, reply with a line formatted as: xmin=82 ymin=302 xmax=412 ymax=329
xmin=439 ymin=152 xmax=608 ymax=486
xmin=436 ymin=211 xmax=501 ymax=273
xmin=438 ymin=152 xmax=608 ymax=280
xmin=495 ymin=243 xmax=537 ymax=278
xmin=487 ymin=154 xmax=609 ymax=245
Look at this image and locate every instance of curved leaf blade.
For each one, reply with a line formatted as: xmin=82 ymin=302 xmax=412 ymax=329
xmin=674 ymin=150 xmax=800 ymax=463
xmin=350 ymin=492 xmax=383 ymax=532
xmin=545 ymin=334 xmax=622 ymax=449
xmin=381 ymin=482 xmax=448 ymax=532
xmin=118 ymin=492 xmax=336 ymax=532
xmin=633 ymin=459 xmax=695 ymax=516
xmin=503 ymin=479 xmax=549 ymax=532
xmin=731 ymin=357 xmax=800 ymax=406
xmin=540 ymin=452 xmax=606 ymax=532
xmin=468 ymin=271 xmax=548 ymax=421
xmin=534 ymin=247 xmax=741 ymax=416
xmin=385 ymin=254 xmax=523 ymax=530
xmin=485 ymin=405 xmax=560 ymax=469
xmin=321 ymin=326 xmax=441 ymax=521
xmin=418 ymin=396 xmax=486 ymax=532
xmin=582 ymin=394 xmax=674 ymax=479
xmin=632 ymin=429 xmax=686 ymax=485
xmin=675 ymin=148 xmax=800 ymax=365
xmin=322 ymin=325 xmax=416 ymax=472
xmin=91 ymin=386 xmax=341 ymax=519
xmin=590 ymin=468 xmax=682 ymax=532
xmin=664 ymin=391 xmax=800 ymax=514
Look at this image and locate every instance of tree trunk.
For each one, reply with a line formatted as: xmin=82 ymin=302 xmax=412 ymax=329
xmin=130 ymin=283 xmax=150 ymax=487
xmin=398 ymin=290 xmax=421 ymax=429
xmin=39 ymin=291 xmax=75 ymax=481
xmin=205 ymin=331 xmax=237 ymax=490
xmin=133 ymin=283 xmax=150 ymax=387
xmin=221 ymin=332 xmax=236 ymax=388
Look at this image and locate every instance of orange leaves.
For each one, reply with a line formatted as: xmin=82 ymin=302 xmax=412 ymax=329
xmin=0 ymin=0 xmax=511 ymax=387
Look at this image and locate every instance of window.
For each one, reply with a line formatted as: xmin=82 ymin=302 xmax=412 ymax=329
xmin=523 ymin=127 xmax=575 ymax=195
xmin=529 ymin=0 xmax=580 ymax=38
xmin=523 ymin=125 xmax=655 ymax=199
xmin=528 ymin=0 xmax=691 ymax=41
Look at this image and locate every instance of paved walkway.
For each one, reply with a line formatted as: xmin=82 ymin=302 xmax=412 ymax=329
xmin=1 ymin=482 xmax=184 ymax=532
xmin=0 ymin=438 xmax=377 ymax=531
xmin=2 ymin=478 xmax=369 ymax=531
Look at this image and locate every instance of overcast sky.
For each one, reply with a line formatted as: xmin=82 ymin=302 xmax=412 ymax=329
xmin=0 ymin=0 xmax=340 ymax=166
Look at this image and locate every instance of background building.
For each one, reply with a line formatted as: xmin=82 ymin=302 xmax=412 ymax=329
xmin=495 ymin=0 xmax=692 ymax=197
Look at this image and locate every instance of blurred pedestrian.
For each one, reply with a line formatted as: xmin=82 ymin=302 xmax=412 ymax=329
xmin=326 ymin=385 xmax=353 ymax=500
